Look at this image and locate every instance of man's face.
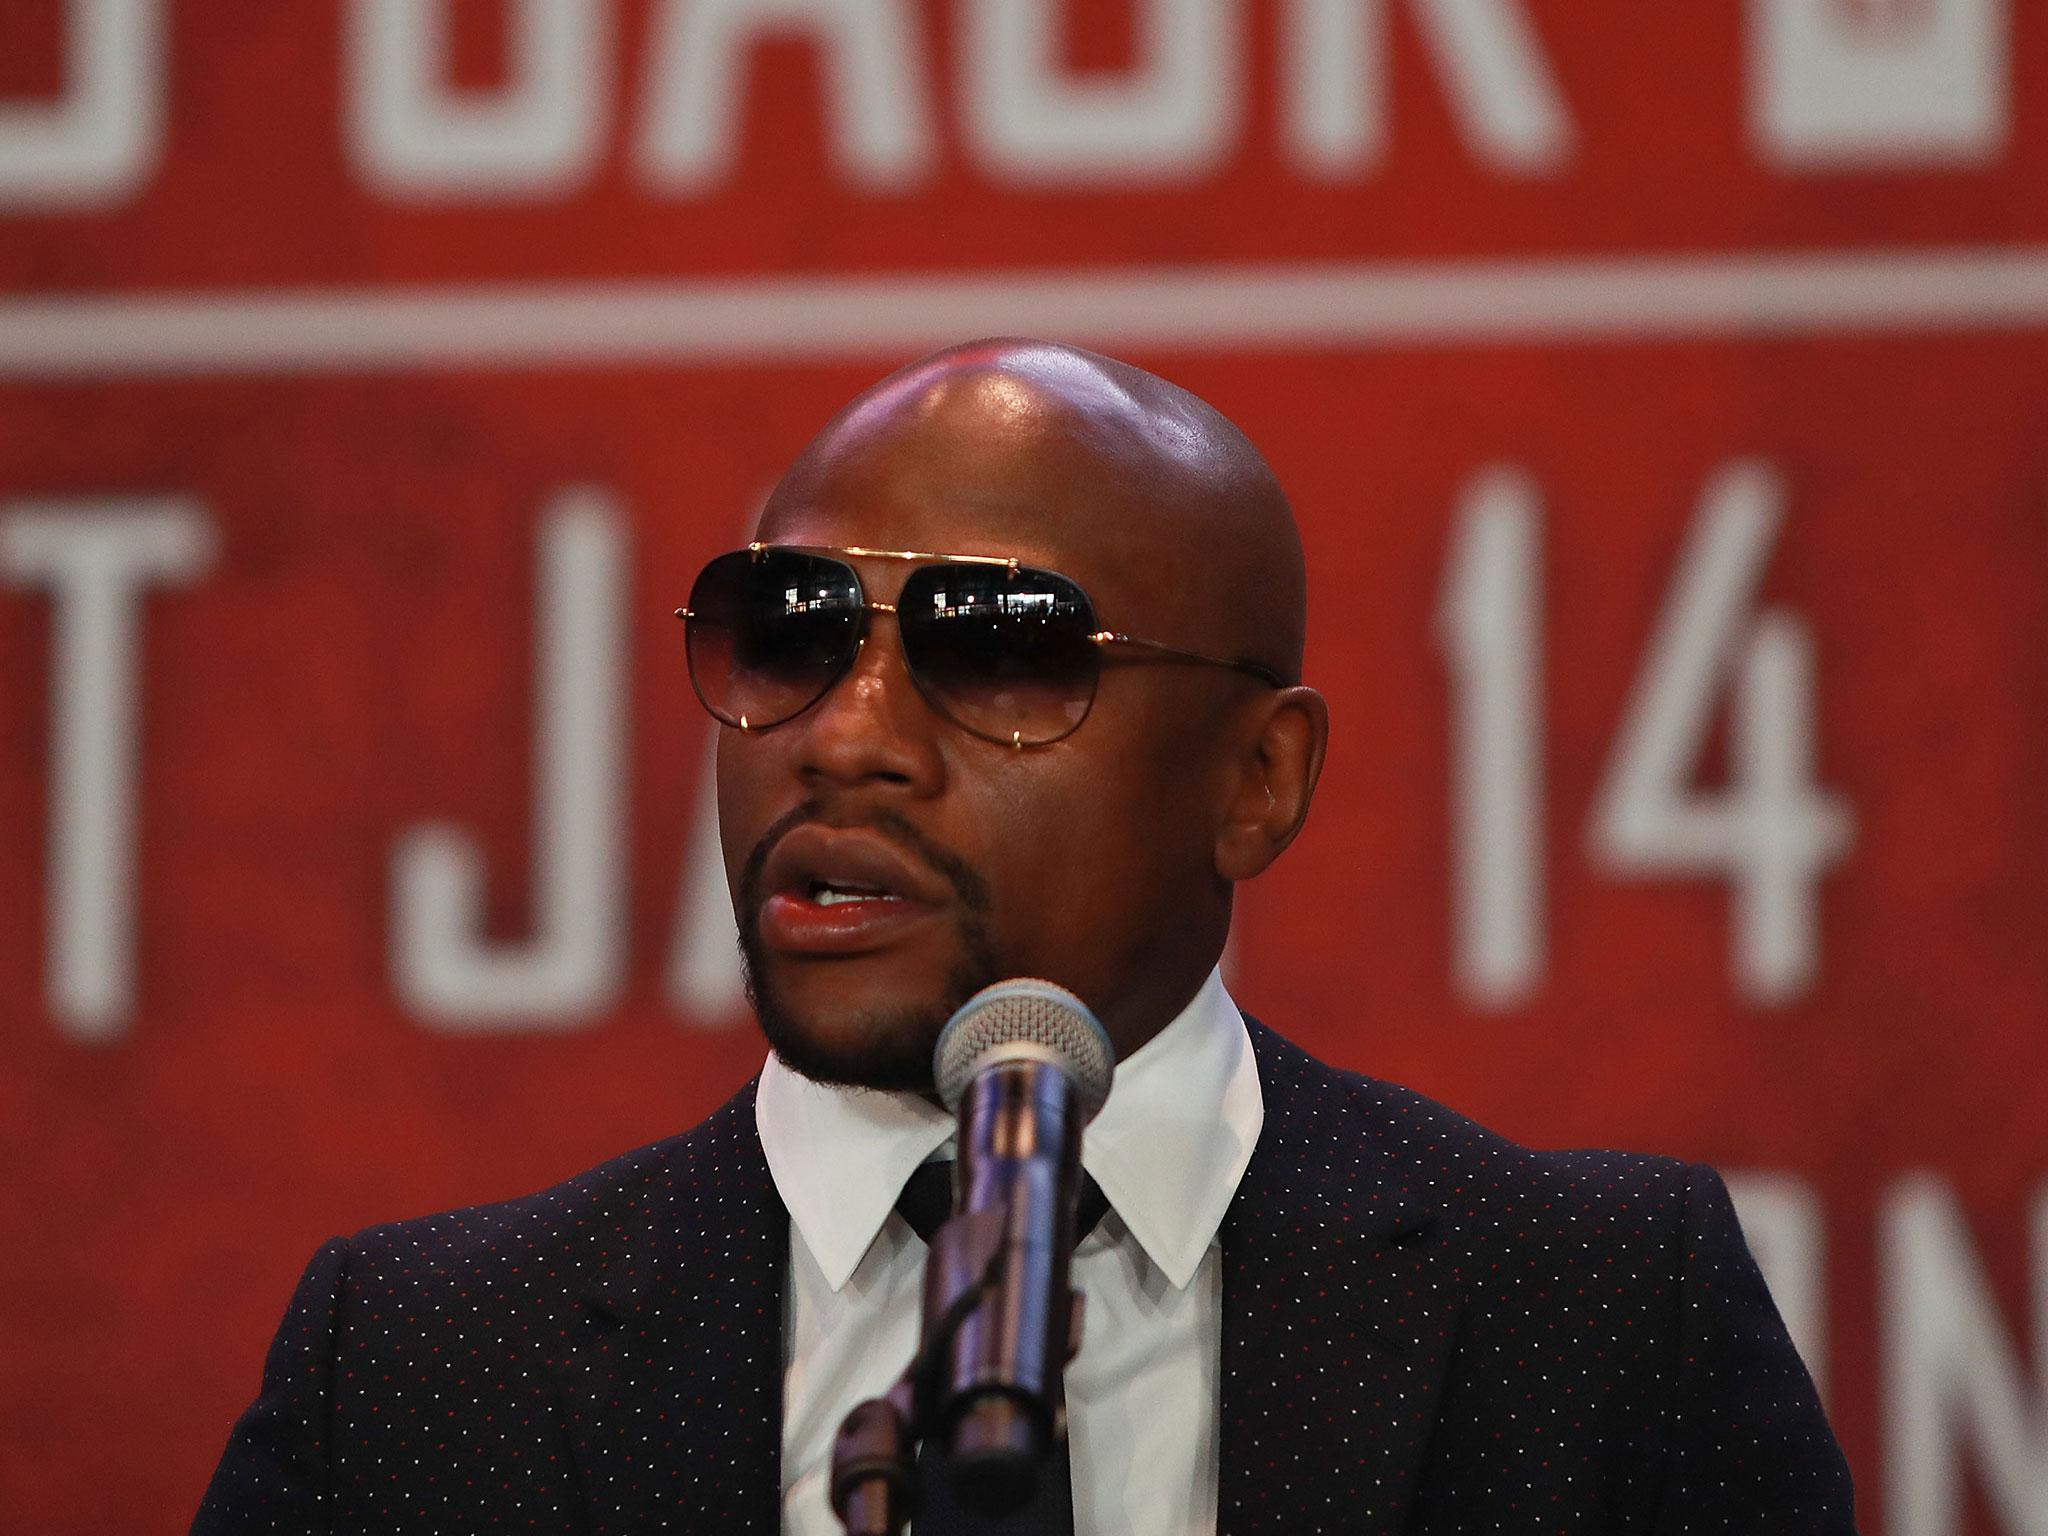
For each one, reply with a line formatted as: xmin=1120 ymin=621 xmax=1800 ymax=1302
xmin=715 ymin=370 xmax=1241 ymax=1091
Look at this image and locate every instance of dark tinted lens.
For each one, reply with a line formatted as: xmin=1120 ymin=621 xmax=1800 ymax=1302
xmin=684 ymin=550 xmax=862 ymax=729
xmin=898 ymin=563 xmax=1099 ymax=745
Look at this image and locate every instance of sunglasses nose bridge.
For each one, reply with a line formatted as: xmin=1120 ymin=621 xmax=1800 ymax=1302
xmin=793 ymin=594 xmax=949 ymax=764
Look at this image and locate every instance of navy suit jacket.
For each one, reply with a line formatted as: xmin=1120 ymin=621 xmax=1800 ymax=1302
xmin=195 ymin=1019 xmax=1857 ymax=1533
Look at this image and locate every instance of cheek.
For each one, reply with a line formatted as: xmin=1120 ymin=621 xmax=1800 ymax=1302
xmin=713 ymin=740 xmax=748 ymax=883
xmin=968 ymin=749 xmax=1208 ymax=951
xmin=713 ymin=734 xmax=788 ymax=888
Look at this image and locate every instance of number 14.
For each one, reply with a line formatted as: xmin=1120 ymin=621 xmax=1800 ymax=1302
xmin=1436 ymin=460 xmax=1855 ymax=1010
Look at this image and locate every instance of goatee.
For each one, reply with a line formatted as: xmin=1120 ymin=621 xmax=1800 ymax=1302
xmin=737 ymin=803 xmax=999 ymax=1092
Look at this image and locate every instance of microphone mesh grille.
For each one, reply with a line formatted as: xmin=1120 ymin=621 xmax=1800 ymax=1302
xmin=932 ymin=979 xmax=1115 ymax=1122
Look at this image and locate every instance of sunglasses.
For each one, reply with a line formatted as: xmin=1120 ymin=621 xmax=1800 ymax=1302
xmin=678 ymin=543 xmax=1284 ymax=747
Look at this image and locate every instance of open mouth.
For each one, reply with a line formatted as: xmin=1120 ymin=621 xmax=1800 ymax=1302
xmin=754 ymin=824 xmax=950 ymax=954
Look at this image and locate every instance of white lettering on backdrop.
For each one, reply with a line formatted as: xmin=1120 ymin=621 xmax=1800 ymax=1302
xmin=1441 ymin=461 xmax=1855 ymax=1012
xmin=961 ymin=0 xmax=1238 ymax=182
xmin=1751 ymin=0 xmax=2009 ymax=168
xmin=0 ymin=2 xmax=2027 ymax=208
xmin=1283 ymin=0 xmax=1573 ymax=176
xmin=389 ymin=490 xmax=630 ymax=1028
xmin=347 ymin=0 xmax=614 ymax=197
xmin=1882 ymin=1175 xmax=2048 ymax=1536
xmin=638 ymin=0 xmax=936 ymax=192
xmin=0 ymin=499 xmax=215 ymax=1039
xmin=1587 ymin=462 xmax=1854 ymax=1007
xmin=0 ymin=0 xmax=163 ymax=209
xmin=665 ymin=729 xmax=748 ymax=1022
xmin=1436 ymin=465 xmax=1545 ymax=1009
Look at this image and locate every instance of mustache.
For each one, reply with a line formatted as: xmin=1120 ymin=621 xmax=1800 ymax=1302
xmin=738 ymin=800 xmax=994 ymax=917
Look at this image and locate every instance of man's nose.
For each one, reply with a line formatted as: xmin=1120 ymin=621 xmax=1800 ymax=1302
xmin=792 ymin=611 xmax=945 ymax=792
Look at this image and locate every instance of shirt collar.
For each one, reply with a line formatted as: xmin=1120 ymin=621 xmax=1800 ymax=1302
xmin=755 ymin=968 xmax=1263 ymax=1293
xmin=755 ymin=1053 xmax=953 ymax=1292
xmin=1079 ymin=967 xmax=1262 ymax=1289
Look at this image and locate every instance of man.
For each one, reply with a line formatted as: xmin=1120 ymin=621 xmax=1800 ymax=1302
xmin=196 ymin=340 xmax=1856 ymax=1534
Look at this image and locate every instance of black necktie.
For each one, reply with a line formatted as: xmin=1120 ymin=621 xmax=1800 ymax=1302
xmin=893 ymin=1162 xmax=1109 ymax=1535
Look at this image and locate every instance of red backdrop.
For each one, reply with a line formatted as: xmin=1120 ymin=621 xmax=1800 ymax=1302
xmin=3 ymin=4 xmax=2045 ymax=1532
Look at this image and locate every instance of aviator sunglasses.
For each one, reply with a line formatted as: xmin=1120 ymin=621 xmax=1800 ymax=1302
xmin=678 ymin=544 xmax=1285 ymax=747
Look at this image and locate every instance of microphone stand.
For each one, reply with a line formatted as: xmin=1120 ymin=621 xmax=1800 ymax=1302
xmin=830 ymin=992 xmax=1105 ymax=1536
xmin=829 ymin=1160 xmax=1087 ymax=1531
xmin=830 ymin=1200 xmax=1040 ymax=1535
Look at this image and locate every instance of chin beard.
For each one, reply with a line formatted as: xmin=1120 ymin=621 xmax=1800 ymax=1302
xmin=742 ymin=946 xmax=1001 ymax=1092
xmin=736 ymin=804 xmax=999 ymax=1092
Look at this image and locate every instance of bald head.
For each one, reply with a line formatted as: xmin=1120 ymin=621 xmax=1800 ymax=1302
xmin=761 ymin=339 xmax=1307 ymax=684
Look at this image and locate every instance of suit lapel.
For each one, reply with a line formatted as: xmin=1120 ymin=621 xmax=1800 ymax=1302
xmin=560 ymin=1083 xmax=788 ymax=1534
xmin=1217 ymin=1021 xmax=1460 ymax=1536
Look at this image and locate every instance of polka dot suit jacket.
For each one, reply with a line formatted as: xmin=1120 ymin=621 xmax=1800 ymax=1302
xmin=194 ymin=1018 xmax=1857 ymax=1533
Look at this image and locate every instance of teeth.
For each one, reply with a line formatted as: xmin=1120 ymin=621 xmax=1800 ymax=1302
xmin=812 ymin=884 xmax=891 ymax=906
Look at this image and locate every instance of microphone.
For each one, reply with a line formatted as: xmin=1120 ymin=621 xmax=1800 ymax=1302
xmin=922 ymin=979 xmax=1115 ymax=1515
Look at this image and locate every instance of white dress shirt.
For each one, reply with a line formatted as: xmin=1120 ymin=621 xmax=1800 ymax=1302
xmin=756 ymin=968 xmax=1264 ymax=1536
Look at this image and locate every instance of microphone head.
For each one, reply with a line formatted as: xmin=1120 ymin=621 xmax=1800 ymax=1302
xmin=932 ymin=979 xmax=1115 ymax=1123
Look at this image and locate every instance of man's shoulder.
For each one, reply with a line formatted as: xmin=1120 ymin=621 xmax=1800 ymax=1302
xmin=340 ymin=1076 xmax=764 ymax=1295
xmin=1245 ymin=1013 xmax=1699 ymax=1235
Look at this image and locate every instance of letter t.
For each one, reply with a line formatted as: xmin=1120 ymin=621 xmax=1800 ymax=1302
xmin=1 ymin=498 xmax=214 ymax=1039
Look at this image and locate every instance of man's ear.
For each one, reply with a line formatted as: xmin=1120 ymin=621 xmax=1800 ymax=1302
xmin=1213 ymin=686 xmax=1328 ymax=883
